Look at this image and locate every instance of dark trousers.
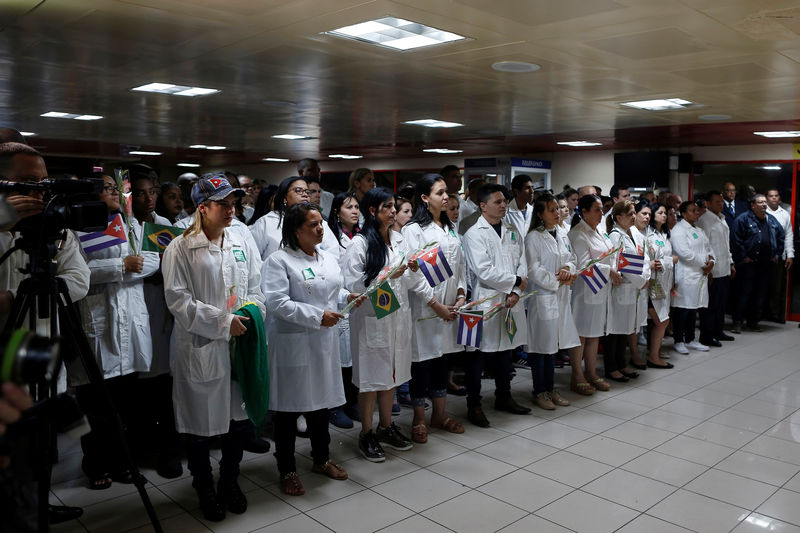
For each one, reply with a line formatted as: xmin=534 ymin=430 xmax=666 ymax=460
xmin=75 ymin=373 xmax=138 ymax=478
xmin=135 ymin=373 xmax=181 ymax=461
xmin=767 ymin=260 xmax=788 ymax=321
xmin=341 ymin=366 xmax=359 ymax=407
xmin=410 ymin=357 xmax=449 ymax=404
xmin=464 ymin=350 xmax=512 ymax=408
xmin=185 ymin=418 xmax=250 ymax=487
xmin=733 ymin=261 xmax=772 ymax=325
xmin=602 ymin=334 xmax=628 ymax=374
xmin=273 ymin=409 xmax=330 ymax=475
xmin=673 ymin=308 xmax=697 ymax=343
xmin=531 ymin=354 xmax=555 ymax=395
xmin=699 ymin=275 xmax=730 ymax=341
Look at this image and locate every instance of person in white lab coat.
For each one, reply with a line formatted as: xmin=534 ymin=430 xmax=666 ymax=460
xmin=505 ymin=174 xmax=534 ymax=236
xmin=265 ymin=203 xmax=362 ymax=496
xmin=603 ymin=200 xmax=650 ymax=382
xmin=568 ymin=195 xmax=620 ymax=395
xmin=671 ymin=201 xmax=715 ymax=355
xmin=462 ymin=184 xmax=531 ymax=428
xmin=326 ymin=192 xmax=362 ymax=429
xmin=765 ymin=188 xmax=794 ymax=322
xmin=343 ymin=188 xmax=449 ymax=461
xmin=524 ymin=193 xmax=578 ymax=411
xmin=162 ymin=176 xmax=264 ymax=522
xmin=556 ymin=193 xmax=572 ymax=231
xmin=402 ymin=174 xmax=466 ymax=443
xmin=644 ymin=203 xmax=676 ymax=368
xmin=457 ymin=177 xmax=485 ymax=235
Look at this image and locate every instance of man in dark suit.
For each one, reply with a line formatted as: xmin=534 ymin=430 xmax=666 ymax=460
xmin=722 ymin=181 xmax=747 ymax=228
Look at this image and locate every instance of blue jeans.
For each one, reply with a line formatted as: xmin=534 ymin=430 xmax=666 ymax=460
xmin=531 ymin=353 xmax=554 ymax=395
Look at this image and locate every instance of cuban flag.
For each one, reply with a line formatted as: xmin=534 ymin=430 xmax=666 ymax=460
xmin=580 ymin=264 xmax=608 ymax=294
xmin=457 ymin=311 xmax=483 ymax=348
xmin=617 ymin=252 xmax=645 ymax=275
xmin=417 ymin=246 xmax=453 ymax=287
xmin=79 ymin=214 xmax=127 ymax=254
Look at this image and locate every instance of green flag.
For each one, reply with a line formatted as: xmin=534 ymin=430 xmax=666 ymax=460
xmin=142 ymin=222 xmax=184 ymax=253
xmin=505 ymin=309 xmax=517 ymax=343
xmin=370 ymin=281 xmax=400 ymax=319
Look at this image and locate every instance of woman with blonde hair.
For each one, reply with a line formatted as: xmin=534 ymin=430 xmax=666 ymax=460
xmin=347 ymin=168 xmax=376 ymax=203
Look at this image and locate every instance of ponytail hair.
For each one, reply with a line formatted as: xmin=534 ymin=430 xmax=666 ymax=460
xmin=359 ymin=187 xmax=396 ymax=286
xmin=409 ymin=173 xmax=453 ymax=230
xmin=571 ymin=194 xmax=600 ymax=228
xmin=606 ymin=199 xmax=634 ymax=234
xmin=529 ymin=193 xmax=555 ymax=233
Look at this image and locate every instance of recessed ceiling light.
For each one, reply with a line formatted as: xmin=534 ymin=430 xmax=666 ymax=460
xmin=272 ymin=134 xmax=317 ymax=140
xmin=491 ymin=61 xmax=541 ymax=73
xmin=329 ymin=154 xmax=363 ymax=159
xmin=761 ymin=165 xmax=782 ymax=170
xmin=753 ymin=131 xmax=800 ymax=138
xmin=205 ymin=146 xmax=226 ymax=150
xmin=620 ymin=98 xmax=695 ymax=111
xmin=177 ymin=163 xmax=201 ymax=168
xmin=19 ymin=131 xmax=36 ymax=136
xmin=263 ymin=157 xmax=290 ymax=162
xmin=698 ymin=114 xmax=731 ymax=121
xmin=189 ymin=145 xmax=207 ymax=149
xmin=325 ymin=17 xmax=466 ymax=51
xmin=557 ymin=141 xmax=603 ymax=147
xmin=41 ymin=111 xmax=103 ymax=120
xmin=129 ymin=150 xmax=163 ymax=156
xmin=423 ymin=148 xmax=463 ymax=154
xmin=132 ymin=83 xmax=219 ymax=97
xmin=403 ymin=119 xmax=463 ymax=128
xmin=74 ymin=115 xmax=103 ymax=121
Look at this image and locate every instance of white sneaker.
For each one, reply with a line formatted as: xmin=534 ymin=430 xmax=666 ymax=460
xmin=673 ymin=342 xmax=689 ymax=355
xmin=296 ymin=415 xmax=308 ymax=433
xmin=686 ymin=340 xmax=709 ymax=352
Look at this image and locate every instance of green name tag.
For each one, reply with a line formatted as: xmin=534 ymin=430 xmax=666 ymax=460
xmin=511 ymin=232 xmax=517 ymax=242
xmin=449 ymin=229 xmax=456 ymax=238
xmin=692 ymin=233 xmax=699 ymax=239
xmin=567 ymin=244 xmax=572 ymax=252
xmin=233 ymin=249 xmax=246 ymax=262
xmin=302 ymin=267 xmax=315 ymax=280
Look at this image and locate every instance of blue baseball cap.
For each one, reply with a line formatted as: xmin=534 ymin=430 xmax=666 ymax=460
xmin=191 ymin=173 xmax=245 ymax=205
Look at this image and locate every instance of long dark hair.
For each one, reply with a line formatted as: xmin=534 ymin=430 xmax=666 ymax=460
xmin=155 ymin=181 xmax=180 ymax=223
xmin=570 ymin=194 xmax=601 ymax=228
xmin=648 ymin=202 xmax=670 ymax=238
xmin=248 ymin=184 xmax=278 ymax=226
xmin=606 ymin=200 xmax=634 ymax=235
xmin=360 ymin=187 xmax=395 ymax=286
xmin=408 ymin=173 xmax=453 ymax=231
xmin=529 ymin=193 xmax=556 ymax=233
xmin=327 ymin=191 xmax=360 ymax=247
xmin=281 ymin=202 xmax=321 ymax=250
xmin=272 ymin=176 xmax=307 ymax=224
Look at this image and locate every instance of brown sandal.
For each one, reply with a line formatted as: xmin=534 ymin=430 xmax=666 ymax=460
xmin=311 ymin=461 xmax=348 ymax=480
xmin=570 ymin=381 xmax=595 ymax=396
xmin=589 ymin=377 xmax=611 ymax=392
xmin=411 ymin=423 xmax=428 ymax=443
xmin=433 ymin=417 xmax=464 ymax=434
xmin=280 ymin=472 xmax=305 ymax=496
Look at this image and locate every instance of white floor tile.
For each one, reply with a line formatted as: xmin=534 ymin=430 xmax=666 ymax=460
xmin=264 ymin=475 xmax=365 ymax=513
xmin=383 ymin=433 xmax=468 ymax=468
xmin=525 ymin=450 xmax=613 ymax=488
xmin=371 ymin=469 xmax=469 ymax=512
xmin=685 ymin=469 xmax=778 ymax=510
xmin=252 ymin=514 xmax=332 ymax=533
xmin=632 ymin=409 xmax=703 ymax=433
xmin=685 ymin=388 xmax=748 ymax=408
xmin=517 ymin=420 xmax=593 ymax=448
xmin=601 ymin=421 xmax=678 ymax=449
xmin=684 ymin=421 xmax=759 ymax=448
xmin=622 ymin=451 xmax=708 ymax=486
xmin=716 ymin=451 xmax=800 ymax=486
xmin=426 ymin=451 xmax=517 ymax=488
xmin=757 ymin=489 xmax=800 ymax=528
xmin=306 ymin=490 xmax=413 ymax=533
xmin=421 ymin=490 xmax=527 ymax=533
xmin=566 ymin=435 xmax=647 ymax=467
xmin=612 ymin=388 xmax=677 ymax=408
xmin=78 ymin=487 xmax=184 ymax=533
xmin=431 ymin=424 xmax=508 ymax=449
xmin=744 ymin=436 xmax=800 ymax=466
xmin=649 ymin=489 xmax=749 ymax=533
xmin=474 ymin=434 xmax=558 ymax=467
xmin=582 ymin=469 xmax=675 ymax=511
xmin=378 ymin=514 xmax=454 ymax=532
xmin=709 ymin=409 xmax=779 ymax=433
xmin=555 ymin=410 xmax=625 ymax=433
xmin=733 ymin=397 xmax=798 ymax=420
xmin=479 ymin=469 xmax=572 ymax=511
xmin=732 ymin=513 xmax=800 ymax=533
xmin=615 ymin=514 xmax=694 ymax=532
xmin=192 ymin=489 xmax=299 ymax=533
xmin=655 ymin=434 xmax=735 ymax=466
xmin=126 ymin=512 xmax=211 ymax=533
xmin=497 ymin=514 xmax=574 ymax=532
xmin=659 ymin=397 xmax=727 ymax=420
xmin=339 ymin=455 xmax=419 ymax=488
xmin=765 ymin=421 xmax=800 ymax=444
xmin=584 ymin=397 xmax=653 ymax=419
xmin=535 ymin=490 xmax=639 ymax=533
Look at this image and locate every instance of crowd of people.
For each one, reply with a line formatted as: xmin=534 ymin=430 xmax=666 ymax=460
xmin=0 ymin=134 xmax=796 ymax=526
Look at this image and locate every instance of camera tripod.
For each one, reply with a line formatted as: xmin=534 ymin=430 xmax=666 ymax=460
xmin=0 ymin=231 xmax=163 ymax=533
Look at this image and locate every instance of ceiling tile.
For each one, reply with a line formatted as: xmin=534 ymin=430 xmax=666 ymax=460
xmin=586 ymin=28 xmax=709 ymax=60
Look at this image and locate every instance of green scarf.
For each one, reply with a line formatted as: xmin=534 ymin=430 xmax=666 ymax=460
xmin=232 ymin=302 xmax=269 ymax=428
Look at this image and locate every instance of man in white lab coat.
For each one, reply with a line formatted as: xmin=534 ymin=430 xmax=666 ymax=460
xmin=504 ymin=174 xmax=534 ymax=236
xmin=462 ymin=184 xmax=531 ymax=428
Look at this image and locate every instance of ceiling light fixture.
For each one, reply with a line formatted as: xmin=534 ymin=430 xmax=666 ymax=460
xmin=205 ymin=146 xmax=226 ymax=150
xmin=129 ymin=150 xmax=163 ymax=156
xmin=263 ymin=158 xmax=290 ymax=162
xmin=556 ymin=141 xmax=603 ymax=147
xmin=329 ymin=154 xmax=363 ymax=159
xmin=177 ymin=163 xmax=201 ymax=168
xmin=132 ymin=83 xmax=219 ymax=97
xmin=41 ymin=111 xmax=103 ymax=120
xmin=325 ymin=17 xmax=466 ymax=51
xmin=491 ymin=61 xmax=541 ymax=73
xmin=403 ymin=119 xmax=463 ymax=128
xmin=189 ymin=144 xmax=207 ymax=149
xmin=761 ymin=165 xmax=782 ymax=170
xmin=753 ymin=131 xmax=800 ymax=138
xmin=620 ymin=98 xmax=695 ymax=111
xmin=272 ymin=134 xmax=317 ymax=140
xmin=188 ymin=144 xmax=226 ymax=150
xmin=422 ymin=148 xmax=463 ymax=154
xmin=19 ymin=131 xmax=36 ymax=136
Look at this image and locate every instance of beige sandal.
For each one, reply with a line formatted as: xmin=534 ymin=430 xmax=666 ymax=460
xmin=411 ymin=423 xmax=428 ymax=443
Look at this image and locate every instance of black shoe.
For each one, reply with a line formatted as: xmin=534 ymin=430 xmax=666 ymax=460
xmin=605 ymin=373 xmax=629 ymax=383
xmin=358 ymin=430 xmax=386 ymax=462
xmin=156 ymin=456 xmax=183 ymax=479
xmin=512 ymin=355 xmax=530 ymax=369
xmin=745 ymin=323 xmax=764 ymax=332
xmin=218 ymin=479 xmax=247 ymax=514
xmin=620 ymin=370 xmax=639 ymax=379
xmin=699 ymin=338 xmax=722 ymax=347
xmin=243 ymin=436 xmax=271 ymax=454
xmin=48 ymin=505 xmax=83 ymax=524
xmin=647 ymin=361 xmax=674 ymax=369
xmin=467 ymin=406 xmax=490 ymax=427
xmin=631 ymin=363 xmax=647 ymax=370
xmin=494 ymin=397 xmax=531 ymax=415
xmin=719 ymin=334 xmax=735 ymax=341
xmin=730 ymin=322 xmax=742 ymax=334
xmin=193 ymin=480 xmax=225 ymax=522
xmin=376 ymin=422 xmax=413 ymax=451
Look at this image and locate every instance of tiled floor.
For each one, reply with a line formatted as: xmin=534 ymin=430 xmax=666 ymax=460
xmin=50 ymin=322 xmax=800 ymax=532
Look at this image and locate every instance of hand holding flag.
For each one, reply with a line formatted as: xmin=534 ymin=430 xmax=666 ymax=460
xmin=114 ymin=168 xmax=138 ymax=254
xmin=341 ymin=251 xmax=407 ymax=315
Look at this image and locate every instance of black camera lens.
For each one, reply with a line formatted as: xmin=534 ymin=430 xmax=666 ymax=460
xmin=0 ymin=330 xmax=59 ymax=385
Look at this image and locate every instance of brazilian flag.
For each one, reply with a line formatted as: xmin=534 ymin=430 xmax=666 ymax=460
xmin=370 ymin=281 xmax=400 ymax=319
xmin=142 ymin=222 xmax=184 ymax=253
xmin=505 ymin=309 xmax=517 ymax=343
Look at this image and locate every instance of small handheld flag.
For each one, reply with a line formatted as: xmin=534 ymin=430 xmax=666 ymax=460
xmin=457 ymin=311 xmax=483 ymax=348
xmin=505 ymin=309 xmax=517 ymax=343
xmin=142 ymin=222 xmax=185 ymax=253
xmin=417 ymin=245 xmax=453 ymax=287
xmin=79 ymin=214 xmax=127 ymax=254
xmin=580 ymin=264 xmax=608 ymax=294
xmin=617 ymin=252 xmax=645 ymax=275
xmin=370 ymin=281 xmax=400 ymax=319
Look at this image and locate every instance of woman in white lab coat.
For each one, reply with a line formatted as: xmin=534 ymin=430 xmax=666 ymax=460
xmin=162 ymin=176 xmax=264 ymax=522
xmin=402 ymin=174 xmax=465 ymax=443
xmin=326 ymin=192 xmax=362 ymax=429
xmin=568 ymin=195 xmax=621 ymax=395
xmin=524 ymin=194 xmax=579 ymax=410
xmin=644 ymin=203 xmax=675 ymax=368
xmin=265 ymin=202 xmax=362 ymax=496
xmin=343 ymin=188 xmax=450 ymax=462
xmin=604 ymin=200 xmax=649 ymax=382
xmin=75 ymin=173 xmax=159 ymax=489
xmin=671 ymin=201 xmax=715 ymax=354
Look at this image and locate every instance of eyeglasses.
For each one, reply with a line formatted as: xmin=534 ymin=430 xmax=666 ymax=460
xmin=132 ymin=188 xmax=160 ymax=198
xmin=103 ymin=184 xmax=120 ymax=193
xmin=291 ymin=187 xmax=311 ymax=196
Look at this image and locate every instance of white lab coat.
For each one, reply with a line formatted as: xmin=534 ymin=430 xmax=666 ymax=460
xmin=645 ymin=227 xmax=674 ymax=323
xmin=767 ymin=205 xmax=794 ymax=260
xmin=462 ymin=216 xmax=528 ymax=352
xmin=505 ymin=198 xmax=532 ymax=237
xmin=671 ymin=219 xmax=714 ymax=310
xmin=606 ymin=225 xmax=650 ymax=335
xmin=75 ymin=217 xmax=159 ymax=386
xmin=402 ymin=221 xmax=467 ymax=360
xmin=457 ymin=197 xmax=478 ymax=235
xmin=162 ymin=227 xmax=265 ymax=437
xmin=696 ymin=211 xmax=732 ymax=278
xmin=264 ymin=246 xmax=348 ymax=412
xmin=568 ymin=219 xmax=615 ymax=338
xmin=342 ymin=231 xmax=415 ymax=392
xmin=335 ymin=231 xmax=355 ymax=368
xmin=524 ymin=226 xmax=580 ymax=355
xmin=140 ymin=213 xmax=174 ymax=377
